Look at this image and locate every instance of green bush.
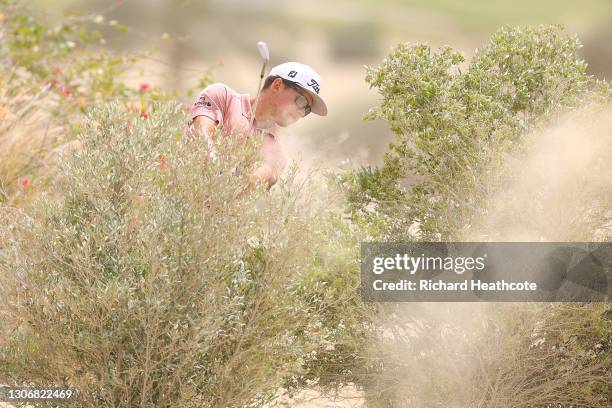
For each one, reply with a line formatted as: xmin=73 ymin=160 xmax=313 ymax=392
xmin=0 ymin=0 xmax=151 ymax=129
xmin=346 ymin=25 xmax=607 ymax=240
xmin=0 ymin=101 xmax=372 ymax=407
xmin=0 ymin=0 xmax=183 ymax=205
xmin=338 ymin=25 xmax=612 ymax=407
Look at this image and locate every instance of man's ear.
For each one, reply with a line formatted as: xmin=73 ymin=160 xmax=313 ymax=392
xmin=271 ymin=78 xmax=283 ymax=92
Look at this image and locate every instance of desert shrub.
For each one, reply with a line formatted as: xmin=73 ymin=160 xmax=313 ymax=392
xmin=0 ymin=0 xmax=185 ymax=205
xmin=339 ymin=25 xmax=612 ymax=407
xmin=0 ymin=3 xmax=374 ymax=404
xmin=474 ymin=303 xmax=611 ymax=408
xmin=0 ymin=101 xmax=371 ymax=407
xmin=286 ymin=209 xmax=379 ymax=394
xmin=1 ymin=0 xmax=145 ymax=106
xmin=344 ymin=25 xmax=608 ymax=240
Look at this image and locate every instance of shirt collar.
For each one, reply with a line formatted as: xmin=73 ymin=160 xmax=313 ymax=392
xmin=242 ymin=94 xmax=277 ymax=134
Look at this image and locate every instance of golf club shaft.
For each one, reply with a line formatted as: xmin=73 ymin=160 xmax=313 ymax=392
xmin=251 ymin=61 xmax=267 ymax=127
xmin=251 ymin=42 xmax=269 ymax=127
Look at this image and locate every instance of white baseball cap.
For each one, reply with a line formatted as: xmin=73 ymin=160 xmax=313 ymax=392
xmin=268 ymin=62 xmax=328 ymax=116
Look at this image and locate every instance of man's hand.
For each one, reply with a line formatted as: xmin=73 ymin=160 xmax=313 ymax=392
xmin=235 ymin=163 xmax=275 ymax=199
xmin=252 ymin=162 xmax=276 ymax=188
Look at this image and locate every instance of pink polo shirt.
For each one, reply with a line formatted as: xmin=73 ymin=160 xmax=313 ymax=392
xmin=191 ymin=83 xmax=287 ymax=181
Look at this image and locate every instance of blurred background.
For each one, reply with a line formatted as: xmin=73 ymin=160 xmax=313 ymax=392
xmin=30 ymin=0 xmax=612 ymax=171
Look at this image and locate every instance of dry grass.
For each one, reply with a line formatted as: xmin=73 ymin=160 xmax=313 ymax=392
xmin=0 ymin=79 xmax=66 ymax=206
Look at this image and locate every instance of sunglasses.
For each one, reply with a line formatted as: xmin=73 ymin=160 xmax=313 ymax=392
xmin=286 ymin=82 xmax=311 ymax=116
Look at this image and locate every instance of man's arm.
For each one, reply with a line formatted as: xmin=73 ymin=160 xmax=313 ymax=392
xmin=190 ymin=83 xmax=228 ymax=157
xmin=191 ymin=115 xmax=217 ymax=137
xmin=191 ymin=115 xmax=271 ymax=197
xmin=190 ymin=115 xmax=219 ymax=160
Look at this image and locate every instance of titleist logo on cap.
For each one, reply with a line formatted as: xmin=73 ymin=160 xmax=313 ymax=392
xmin=287 ymin=70 xmax=320 ymax=94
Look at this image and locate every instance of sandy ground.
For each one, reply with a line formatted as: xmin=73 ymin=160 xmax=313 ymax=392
xmin=0 ymin=402 xmax=29 ymax=408
xmin=272 ymin=386 xmax=364 ymax=408
xmin=0 ymin=389 xmax=363 ymax=408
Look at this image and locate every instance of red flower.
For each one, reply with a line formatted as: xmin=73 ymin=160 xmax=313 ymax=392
xmin=62 ymin=87 xmax=73 ymax=97
xmin=140 ymin=110 xmax=148 ymax=120
xmin=139 ymin=83 xmax=150 ymax=92
xmin=20 ymin=178 xmax=30 ymax=188
xmin=52 ymin=67 xmax=62 ymax=75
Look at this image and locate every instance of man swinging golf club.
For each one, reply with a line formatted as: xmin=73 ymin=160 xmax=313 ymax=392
xmin=189 ymin=42 xmax=327 ymax=195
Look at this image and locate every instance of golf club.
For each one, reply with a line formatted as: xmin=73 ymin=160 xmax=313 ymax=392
xmin=250 ymin=41 xmax=270 ymax=127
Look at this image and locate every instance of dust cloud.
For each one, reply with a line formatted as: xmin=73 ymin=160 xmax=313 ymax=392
xmin=476 ymin=102 xmax=612 ymax=242
xmin=360 ymin=102 xmax=612 ymax=407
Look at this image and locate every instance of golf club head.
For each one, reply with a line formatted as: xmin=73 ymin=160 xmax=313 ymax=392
xmin=257 ymin=41 xmax=270 ymax=62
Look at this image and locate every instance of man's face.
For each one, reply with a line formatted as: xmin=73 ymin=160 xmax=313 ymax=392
xmin=270 ymin=79 xmax=314 ymax=127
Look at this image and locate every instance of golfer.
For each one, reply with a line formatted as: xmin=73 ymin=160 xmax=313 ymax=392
xmin=189 ymin=62 xmax=328 ymax=193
